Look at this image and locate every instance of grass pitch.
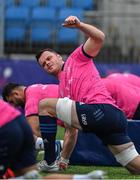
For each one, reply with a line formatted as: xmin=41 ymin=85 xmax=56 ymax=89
xmin=39 ymin=126 xmax=140 ymax=179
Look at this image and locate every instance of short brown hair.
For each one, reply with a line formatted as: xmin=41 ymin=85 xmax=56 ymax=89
xmin=36 ymin=48 xmax=57 ymax=62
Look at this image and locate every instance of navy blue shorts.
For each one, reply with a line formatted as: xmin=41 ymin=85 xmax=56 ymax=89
xmin=76 ymin=103 xmax=131 ymax=145
xmin=0 ymin=115 xmax=36 ymax=177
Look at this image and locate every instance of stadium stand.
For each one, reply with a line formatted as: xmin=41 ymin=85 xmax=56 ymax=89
xmin=31 ymin=6 xmax=56 ymax=28
xmin=5 ymin=0 xmax=16 ymax=7
xmin=71 ymin=0 xmax=94 ymax=10
xmin=54 ymin=7 xmax=84 ymax=53
xmin=29 ymin=6 xmax=56 ymax=50
xmin=30 ymin=27 xmax=53 ymax=47
xmin=5 ymin=0 xmax=14 ymax=7
xmin=4 ymin=0 xmax=86 ymax=54
xmin=5 ymin=26 xmax=26 ymax=42
xmin=5 ymin=5 xmax=30 ymax=27
xmin=57 ymin=7 xmax=84 ymax=24
xmin=5 ymin=5 xmax=30 ymax=52
xmin=19 ymin=0 xmax=41 ymax=8
xmin=47 ymin=0 xmax=67 ymax=9
xmin=56 ymin=28 xmax=79 ymax=53
xmin=3 ymin=0 xmax=140 ymax=63
xmin=5 ymin=26 xmax=27 ymax=54
xmin=30 ymin=27 xmax=51 ymax=42
xmin=56 ymin=29 xmax=78 ymax=44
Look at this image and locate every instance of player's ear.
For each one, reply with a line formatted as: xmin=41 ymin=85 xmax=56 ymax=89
xmin=57 ymin=54 xmax=62 ymax=60
xmin=11 ymin=89 xmax=19 ymax=96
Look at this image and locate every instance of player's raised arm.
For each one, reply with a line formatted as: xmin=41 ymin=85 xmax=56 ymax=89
xmin=62 ymin=15 xmax=105 ymax=57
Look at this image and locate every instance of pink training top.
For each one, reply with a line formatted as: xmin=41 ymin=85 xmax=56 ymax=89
xmin=0 ymin=99 xmax=21 ymax=127
xmin=102 ymin=78 xmax=140 ymax=119
xmin=25 ymin=84 xmax=59 ymax=117
xmin=25 ymin=84 xmax=64 ymax=127
xmin=107 ymin=73 xmax=140 ymax=88
xmin=58 ymin=45 xmax=116 ymax=106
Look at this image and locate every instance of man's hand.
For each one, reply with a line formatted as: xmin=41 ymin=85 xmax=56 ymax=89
xmin=58 ymin=157 xmax=69 ymax=170
xmin=62 ymin=16 xmax=81 ymax=28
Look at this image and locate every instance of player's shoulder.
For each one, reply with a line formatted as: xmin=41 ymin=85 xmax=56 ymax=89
xmin=26 ymin=84 xmax=44 ymax=94
xmin=28 ymin=84 xmax=43 ymax=89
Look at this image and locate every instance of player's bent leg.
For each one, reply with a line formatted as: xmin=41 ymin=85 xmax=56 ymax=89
xmin=56 ymin=97 xmax=81 ymax=129
xmin=108 ymin=143 xmax=140 ymax=174
xmin=39 ymin=115 xmax=57 ymax=165
xmin=39 ymin=98 xmax=58 ymax=116
xmin=39 ymin=97 xmax=82 ymax=130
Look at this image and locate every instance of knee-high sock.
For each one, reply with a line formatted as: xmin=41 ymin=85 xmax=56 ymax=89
xmin=39 ymin=115 xmax=57 ymax=165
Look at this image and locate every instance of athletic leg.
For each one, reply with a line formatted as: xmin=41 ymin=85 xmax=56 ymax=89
xmin=39 ymin=97 xmax=82 ymax=130
xmin=39 ymin=115 xmax=57 ymax=165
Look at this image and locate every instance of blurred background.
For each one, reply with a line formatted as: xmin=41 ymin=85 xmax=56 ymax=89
xmin=0 ymin=0 xmax=140 ymax=95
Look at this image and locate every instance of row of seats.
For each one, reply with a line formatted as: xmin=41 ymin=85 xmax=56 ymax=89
xmin=4 ymin=1 xmax=95 ymax=47
xmin=5 ymin=26 xmax=79 ymax=45
xmin=5 ymin=6 xmax=84 ymax=44
xmin=5 ymin=6 xmax=84 ymax=27
xmin=6 ymin=0 xmax=95 ymax=10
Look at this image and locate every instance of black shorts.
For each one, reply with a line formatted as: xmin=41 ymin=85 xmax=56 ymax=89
xmin=0 ymin=115 xmax=36 ymax=176
xmin=76 ymin=103 xmax=131 ymax=145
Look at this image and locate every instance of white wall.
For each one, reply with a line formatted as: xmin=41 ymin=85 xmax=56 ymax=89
xmin=101 ymin=0 xmax=140 ymax=55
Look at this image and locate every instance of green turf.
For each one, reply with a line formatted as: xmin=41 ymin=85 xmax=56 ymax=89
xmin=39 ymin=126 xmax=140 ymax=179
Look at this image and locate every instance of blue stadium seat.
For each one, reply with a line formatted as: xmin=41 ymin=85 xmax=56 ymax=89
xmin=30 ymin=27 xmax=52 ymax=43
xmin=5 ymin=27 xmax=26 ymax=42
xmin=19 ymin=0 xmax=41 ymax=8
xmin=31 ymin=7 xmax=56 ymax=28
xmin=56 ymin=28 xmax=79 ymax=44
xmin=47 ymin=0 xmax=67 ymax=9
xmin=71 ymin=0 xmax=94 ymax=10
xmin=58 ymin=8 xmax=84 ymax=25
xmin=5 ymin=0 xmax=15 ymax=7
xmin=5 ymin=6 xmax=30 ymax=27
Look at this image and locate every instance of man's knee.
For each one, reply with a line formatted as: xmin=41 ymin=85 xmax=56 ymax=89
xmin=114 ymin=144 xmax=139 ymax=167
